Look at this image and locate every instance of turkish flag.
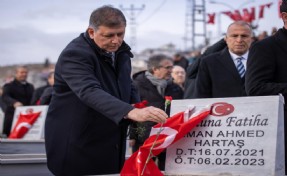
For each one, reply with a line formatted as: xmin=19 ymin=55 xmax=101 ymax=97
xmin=121 ymin=106 xmax=211 ymax=176
xmin=232 ymin=10 xmax=243 ymax=21
xmin=207 ymin=13 xmax=216 ymax=24
xmin=9 ymin=110 xmax=41 ymax=139
xmin=242 ymin=7 xmax=255 ymax=23
xmin=259 ymin=3 xmax=273 ymax=18
xmin=222 ymin=11 xmax=234 ymax=20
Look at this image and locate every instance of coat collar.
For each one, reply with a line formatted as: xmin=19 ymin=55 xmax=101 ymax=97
xmin=217 ymin=48 xmax=243 ymax=81
xmin=82 ymin=31 xmax=133 ymax=59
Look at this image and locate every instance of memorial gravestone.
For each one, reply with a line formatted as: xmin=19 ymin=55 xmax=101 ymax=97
xmin=166 ymin=96 xmax=285 ymax=176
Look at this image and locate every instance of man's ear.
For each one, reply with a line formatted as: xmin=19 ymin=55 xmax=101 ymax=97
xmin=87 ymin=27 xmax=95 ymax=39
xmin=224 ymin=35 xmax=227 ymax=42
xmin=152 ymin=66 xmax=158 ymax=73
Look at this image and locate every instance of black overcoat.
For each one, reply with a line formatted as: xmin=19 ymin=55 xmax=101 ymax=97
xmin=45 ymin=32 xmax=139 ymax=175
xmin=245 ymin=27 xmax=287 ymax=173
xmin=194 ymin=48 xmax=246 ymax=98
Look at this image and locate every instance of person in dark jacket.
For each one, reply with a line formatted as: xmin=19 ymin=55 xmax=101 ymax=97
xmin=173 ymin=53 xmax=189 ymax=70
xmin=2 ymin=66 xmax=34 ymax=137
xmin=39 ymin=87 xmax=53 ymax=105
xmin=30 ymin=70 xmax=54 ymax=105
xmin=44 ymin=6 xmax=167 ymax=176
xmin=130 ymin=54 xmax=183 ymax=171
xmin=245 ymin=1 xmax=287 ymax=173
xmin=184 ymin=38 xmax=227 ymax=98
xmin=193 ymin=21 xmax=253 ymax=98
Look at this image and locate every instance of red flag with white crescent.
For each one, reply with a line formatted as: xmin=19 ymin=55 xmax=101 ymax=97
xmin=207 ymin=13 xmax=216 ymax=24
xmin=121 ymin=106 xmax=211 ymax=176
xmin=9 ymin=109 xmax=41 ymax=139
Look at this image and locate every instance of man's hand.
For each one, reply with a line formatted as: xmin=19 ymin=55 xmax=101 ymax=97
xmin=13 ymin=102 xmax=23 ymax=108
xmin=127 ymin=106 xmax=167 ymax=123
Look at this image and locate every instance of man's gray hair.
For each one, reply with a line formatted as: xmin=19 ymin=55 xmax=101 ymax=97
xmin=147 ymin=54 xmax=173 ymax=74
xmin=89 ymin=5 xmax=126 ymax=30
xmin=226 ymin=21 xmax=253 ymax=36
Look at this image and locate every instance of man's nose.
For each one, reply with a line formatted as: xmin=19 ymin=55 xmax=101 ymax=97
xmin=112 ymin=36 xmax=120 ymax=43
xmin=236 ymin=36 xmax=244 ymax=42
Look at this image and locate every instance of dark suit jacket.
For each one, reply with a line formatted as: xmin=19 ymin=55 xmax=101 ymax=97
xmin=245 ymin=28 xmax=287 ymax=100
xmin=184 ymin=38 xmax=227 ymax=98
xmin=30 ymin=84 xmax=50 ymax=105
xmin=194 ymin=48 xmax=246 ymax=98
xmin=45 ymin=32 xmax=140 ymax=175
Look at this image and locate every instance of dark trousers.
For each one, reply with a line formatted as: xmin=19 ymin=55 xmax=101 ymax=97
xmin=3 ymin=110 xmax=15 ymax=137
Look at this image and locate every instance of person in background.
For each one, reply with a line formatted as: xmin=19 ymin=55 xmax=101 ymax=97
xmin=271 ymin=27 xmax=278 ymax=35
xmin=2 ymin=66 xmax=34 ymax=137
xmin=30 ymin=70 xmax=54 ymax=105
xmin=0 ymin=87 xmax=7 ymax=112
xmin=183 ymin=38 xmax=227 ymax=99
xmin=171 ymin=65 xmax=186 ymax=91
xmin=194 ymin=21 xmax=253 ymax=98
xmin=173 ymin=52 xmax=189 ymax=70
xmin=0 ymin=87 xmax=6 ymax=135
xmin=44 ymin=6 xmax=167 ymax=176
xmin=39 ymin=71 xmax=54 ymax=105
xmin=257 ymin=30 xmax=269 ymax=41
xmin=245 ymin=0 xmax=287 ymax=174
xmin=130 ymin=54 xmax=183 ymax=171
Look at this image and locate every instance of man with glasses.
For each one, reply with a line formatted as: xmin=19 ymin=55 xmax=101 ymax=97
xmin=130 ymin=54 xmax=183 ymax=171
xmin=194 ymin=21 xmax=253 ymax=98
xmin=246 ymin=0 xmax=287 ymax=174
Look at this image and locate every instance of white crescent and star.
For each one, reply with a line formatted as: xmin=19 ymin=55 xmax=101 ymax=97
xmin=149 ymin=127 xmax=178 ymax=150
xmin=15 ymin=122 xmax=32 ymax=131
xmin=212 ymin=103 xmax=225 ymax=116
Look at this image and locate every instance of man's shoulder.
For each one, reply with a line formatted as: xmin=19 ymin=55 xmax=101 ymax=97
xmin=64 ymin=34 xmax=90 ymax=52
xmin=200 ymin=50 xmax=222 ymax=63
xmin=58 ymin=34 xmax=95 ymax=61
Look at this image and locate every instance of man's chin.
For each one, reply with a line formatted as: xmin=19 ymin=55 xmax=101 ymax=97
xmin=106 ymin=47 xmax=119 ymax=52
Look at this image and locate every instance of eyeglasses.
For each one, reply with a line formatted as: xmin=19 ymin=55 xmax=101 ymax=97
xmin=158 ymin=65 xmax=173 ymax=70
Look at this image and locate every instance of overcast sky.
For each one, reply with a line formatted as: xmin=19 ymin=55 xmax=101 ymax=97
xmin=0 ymin=0 xmax=282 ymax=66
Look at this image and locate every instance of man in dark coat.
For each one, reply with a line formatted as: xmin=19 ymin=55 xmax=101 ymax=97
xmin=2 ymin=66 xmax=34 ymax=136
xmin=130 ymin=54 xmax=183 ymax=170
xmin=44 ymin=6 xmax=167 ymax=176
xmin=245 ymin=1 xmax=287 ymax=173
xmin=184 ymin=38 xmax=227 ymax=98
xmin=193 ymin=21 xmax=253 ymax=98
xmin=30 ymin=70 xmax=54 ymax=105
xmin=173 ymin=53 xmax=189 ymax=70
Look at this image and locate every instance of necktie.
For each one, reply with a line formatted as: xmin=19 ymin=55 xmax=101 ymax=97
xmin=236 ymin=57 xmax=245 ymax=78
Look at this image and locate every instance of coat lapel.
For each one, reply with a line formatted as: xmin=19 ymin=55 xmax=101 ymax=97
xmin=217 ymin=48 xmax=242 ymax=81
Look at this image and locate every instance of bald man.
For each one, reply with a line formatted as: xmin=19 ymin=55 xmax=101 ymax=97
xmin=194 ymin=21 xmax=253 ymax=98
xmin=171 ymin=65 xmax=186 ymax=90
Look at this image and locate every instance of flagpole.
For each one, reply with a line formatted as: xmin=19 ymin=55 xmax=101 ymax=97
xmin=140 ymin=96 xmax=172 ymax=176
xmin=140 ymin=123 xmax=164 ymax=176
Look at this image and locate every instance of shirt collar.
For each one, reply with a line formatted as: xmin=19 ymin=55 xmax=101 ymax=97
xmin=228 ymin=50 xmax=249 ymax=62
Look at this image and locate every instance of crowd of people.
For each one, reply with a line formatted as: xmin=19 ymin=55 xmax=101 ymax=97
xmin=0 ymin=1 xmax=286 ymax=175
